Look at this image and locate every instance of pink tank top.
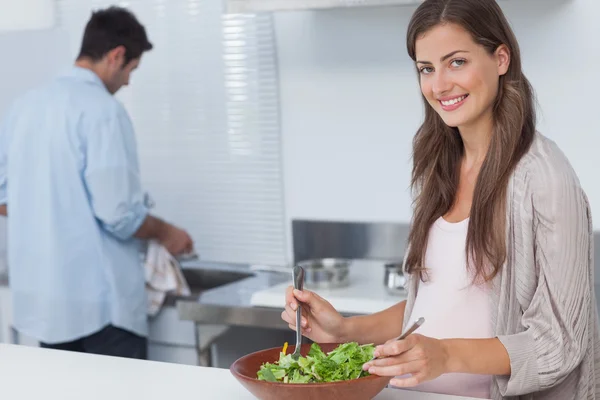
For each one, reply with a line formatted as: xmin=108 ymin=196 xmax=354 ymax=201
xmin=401 ymin=217 xmax=492 ymax=399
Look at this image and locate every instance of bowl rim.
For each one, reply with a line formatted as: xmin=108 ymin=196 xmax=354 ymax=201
xmin=230 ymin=343 xmax=392 ymax=388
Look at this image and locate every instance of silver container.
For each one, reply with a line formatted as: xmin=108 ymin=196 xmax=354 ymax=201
xmin=250 ymin=258 xmax=351 ymax=289
xmin=384 ymin=262 xmax=405 ymax=295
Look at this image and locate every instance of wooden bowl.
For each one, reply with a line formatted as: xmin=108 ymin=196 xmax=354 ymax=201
xmin=230 ymin=343 xmax=391 ymax=400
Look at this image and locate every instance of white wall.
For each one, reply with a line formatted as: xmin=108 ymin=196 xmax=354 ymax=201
xmin=0 ymin=29 xmax=71 ymax=112
xmin=277 ymin=0 xmax=600 ymax=231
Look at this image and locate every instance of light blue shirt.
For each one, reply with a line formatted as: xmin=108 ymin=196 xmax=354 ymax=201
xmin=0 ymin=67 xmax=150 ymax=343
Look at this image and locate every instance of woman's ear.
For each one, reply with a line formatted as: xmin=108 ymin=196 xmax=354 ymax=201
xmin=496 ymin=44 xmax=510 ymax=76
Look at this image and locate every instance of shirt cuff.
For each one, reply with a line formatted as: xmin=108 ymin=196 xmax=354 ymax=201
xmin=495 ymin=331 xmax=540 ymax=396
xmin=102 ymin=202 xmax=149 ymax=240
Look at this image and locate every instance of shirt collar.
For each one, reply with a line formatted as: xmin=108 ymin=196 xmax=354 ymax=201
xmin=62 ymin=66 xmax=106 ymax=89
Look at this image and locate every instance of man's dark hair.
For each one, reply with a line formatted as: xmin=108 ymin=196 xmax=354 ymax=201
xmin=77 ymin=6 xmax=153 ymax=65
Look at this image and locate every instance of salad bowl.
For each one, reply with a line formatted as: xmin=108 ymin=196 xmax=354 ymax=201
xmin=230 ymin=342 xmax=392 ymax=400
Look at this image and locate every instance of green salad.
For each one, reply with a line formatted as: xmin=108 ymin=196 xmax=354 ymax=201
xmin=257 ymin=342 xmax=375 ymax=383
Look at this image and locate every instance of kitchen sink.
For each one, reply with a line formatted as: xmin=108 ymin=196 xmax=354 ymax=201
xmin=164 ymin=267 xmax=254 ymax=306
xmin=182 ymin=267 xmax=254 ymax=295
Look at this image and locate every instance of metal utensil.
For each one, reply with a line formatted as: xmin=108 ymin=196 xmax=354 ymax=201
xmin=291 ymin=265 xmax=305 ymax=360
xmin=356 ymin=317 xmax=425 ymax=378
xmin=384 ymin=262 xmax=405 ymax=295
xmin=388 ymin=317 xmax=425 ymax=344
xmin=250 ymin=258 xmax=350 ymax=289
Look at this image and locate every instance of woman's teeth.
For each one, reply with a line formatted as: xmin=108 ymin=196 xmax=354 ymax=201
xmin=441 ymin=95 xmax=467 ymax=106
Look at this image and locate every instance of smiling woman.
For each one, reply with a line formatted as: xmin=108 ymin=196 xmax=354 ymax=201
xmin=281 ymin=0 xmax=600 ymax=399
xmin=405 ymin=1 xmax=535 ymax=281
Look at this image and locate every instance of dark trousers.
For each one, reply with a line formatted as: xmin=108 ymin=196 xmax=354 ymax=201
xmin=40 ymin=325 xmax=147 ymax=360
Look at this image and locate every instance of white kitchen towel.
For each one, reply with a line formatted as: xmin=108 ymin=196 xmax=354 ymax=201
xmin=144 ymin=240 xmax=191 ymax=317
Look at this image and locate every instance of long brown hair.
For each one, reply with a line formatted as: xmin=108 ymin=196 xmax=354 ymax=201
xmin=404 ymin=0 xmax=536 ymax=282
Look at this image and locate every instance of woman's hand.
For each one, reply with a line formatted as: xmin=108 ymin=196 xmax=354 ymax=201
xmin=363 ymin=334 xmax=450 ymax=387
xmin=281 ymin=286 xmax=347 ymax=344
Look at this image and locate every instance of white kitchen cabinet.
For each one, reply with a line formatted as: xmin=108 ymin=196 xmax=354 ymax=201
xmin=147 ymin=342 xmax=199 ymax=366
xmin=146 ymin=304 xmax=199 ymax=365
xmin=147 ymin=304 xmax=232 ymax=366
xmin=148 ymin=306 xmax=198 ymax=365
xmin=148 ymin=305 xmax=196 ymax=347
xmin=225 ymin=0 xmax=423 ymax=13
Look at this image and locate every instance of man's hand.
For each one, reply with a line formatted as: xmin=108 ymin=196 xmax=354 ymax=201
xmin=159 ymin=223 xmax=193 ymax=256
xmin=134 ymin=215 xmax=194 ymax=255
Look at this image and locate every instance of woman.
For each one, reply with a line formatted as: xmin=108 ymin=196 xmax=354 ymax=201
xmin=281 ymin=0 xmax=600 ymax=398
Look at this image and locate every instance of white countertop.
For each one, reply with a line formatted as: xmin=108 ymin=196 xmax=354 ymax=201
xmin=250 ymin=260 xmax=406 ymax=314
xmin=0 ymin=344 xmax=481 ymax=400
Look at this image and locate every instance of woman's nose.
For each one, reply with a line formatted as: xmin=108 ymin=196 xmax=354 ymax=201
xmin=432 ymin=70 xmax=452 ymax=95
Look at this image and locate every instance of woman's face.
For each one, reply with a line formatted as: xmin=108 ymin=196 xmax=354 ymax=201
xmin=415 ymin=23 xmax=510 ymax=130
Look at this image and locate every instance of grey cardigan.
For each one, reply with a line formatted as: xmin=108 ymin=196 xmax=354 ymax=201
xmin=402 ymin=133 xmax=600 ymax=399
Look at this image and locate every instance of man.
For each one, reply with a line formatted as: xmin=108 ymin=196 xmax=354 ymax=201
xmin=0 ymin=6 xmax=193 ymax=359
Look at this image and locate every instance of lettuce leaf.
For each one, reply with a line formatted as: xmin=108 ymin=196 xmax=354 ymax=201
xmin=256 ymin=342 xmax=375 ymax=383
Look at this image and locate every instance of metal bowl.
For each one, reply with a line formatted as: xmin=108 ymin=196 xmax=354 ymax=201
xmin=384 ymin=262 xmax=405 ymax=295
xmin=296 ymin=258 xmax=350 ymax=289
xmin=250 ymin=258 xmax=351 ymax=289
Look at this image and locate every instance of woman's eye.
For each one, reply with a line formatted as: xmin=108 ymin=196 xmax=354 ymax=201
xmin=419 ymin=66 xmax=434 ymax=75
xmin=451 ymin=59 xmax=466 ymax=67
